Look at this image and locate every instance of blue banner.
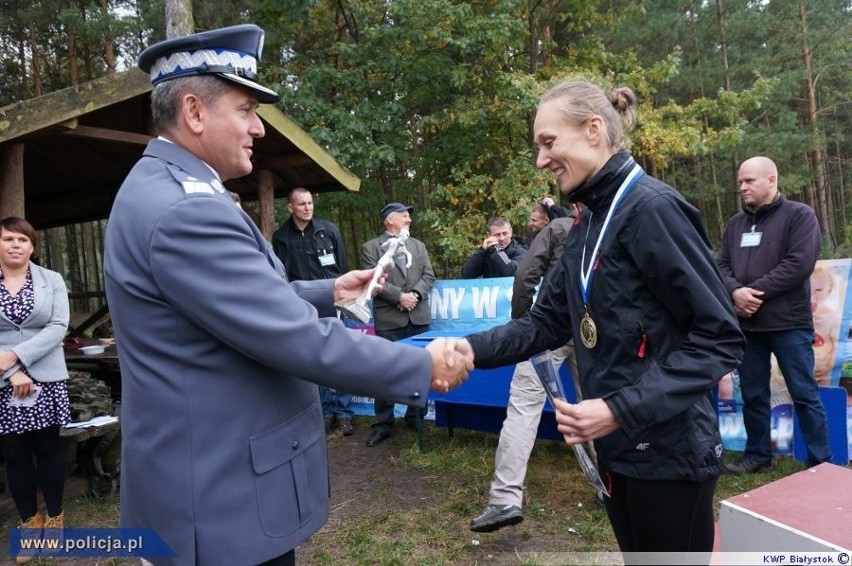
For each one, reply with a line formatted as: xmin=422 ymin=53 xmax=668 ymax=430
xmin=428 ymin=277 xmax=513 ymax=332
xmin=346 ymin=277 xmax=514 ymax=419
xmin=344 ymin=271 xmax=850 ymax=460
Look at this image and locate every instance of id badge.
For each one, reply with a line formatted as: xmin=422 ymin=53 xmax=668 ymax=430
xmin=740 ymin=232 xmax=762 ymax=247
xmin=319 ymin=253 xmax=336 ymax=267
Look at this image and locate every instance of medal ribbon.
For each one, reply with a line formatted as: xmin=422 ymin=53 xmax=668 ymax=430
xmin=579 ymin=162 xmax=645 ymax=304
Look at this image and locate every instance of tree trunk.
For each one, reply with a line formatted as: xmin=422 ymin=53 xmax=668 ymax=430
xmin=81 ymin=222 xmax=97 ymax=311
xmin=715 ymin=0 xmax=731 ymax=91
xmin=165 ymin=0 xmax=193 ymax=38
xmin=798 ymin=0 xmax=833 ymax=253
xmin=65 ymin=224 xmax=82 ymax=313
xmin=97 ymin=0 xmax=117 ymax=74
xmin=836 ymin=139 xmax=845 ymax=243
xmin=68 ymin=11 xmax=79 ymax=87
xmin=17 ymin=33 xmax=28 ymax=99
xmin=27 ymin=21 xmax=42 ymax=96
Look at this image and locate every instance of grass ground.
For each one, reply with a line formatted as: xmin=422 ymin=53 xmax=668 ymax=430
xmin=0 ymin=417 xmax=831 ymax=565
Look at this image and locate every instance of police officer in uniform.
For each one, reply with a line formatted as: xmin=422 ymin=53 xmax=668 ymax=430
xmin=104 ymin=24 xmax=469 ymax=566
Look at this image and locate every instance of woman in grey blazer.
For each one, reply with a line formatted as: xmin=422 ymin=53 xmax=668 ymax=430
xmin=0 ymin=217 xmax=71 ymax=556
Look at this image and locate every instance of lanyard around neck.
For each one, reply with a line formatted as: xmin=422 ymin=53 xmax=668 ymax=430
xmin=579 ymin=163 xmax=644 ymax=304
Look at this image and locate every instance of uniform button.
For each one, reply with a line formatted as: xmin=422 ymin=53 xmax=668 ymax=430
xmin=410 ymin=392 xmax=421 ymax=400
xmin=291 ymin=441 xmax=300 ymax=450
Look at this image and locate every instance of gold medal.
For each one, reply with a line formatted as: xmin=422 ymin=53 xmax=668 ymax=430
xmin=580 ymin=310 xmax=597 ymax=349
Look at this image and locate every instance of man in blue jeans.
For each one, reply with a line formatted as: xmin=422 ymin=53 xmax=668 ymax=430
xmin=717 ymin=156 xmax=831 ymax=472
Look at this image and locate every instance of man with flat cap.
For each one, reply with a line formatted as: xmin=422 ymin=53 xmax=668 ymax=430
xmin=104 ymin=25 xmax=468 ymax=566
xmin=361 ymin=203 xmax=436 ymax=447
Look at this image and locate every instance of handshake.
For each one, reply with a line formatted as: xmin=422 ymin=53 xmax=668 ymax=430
xmin=425 ymin=338 xmax=475 ymax=393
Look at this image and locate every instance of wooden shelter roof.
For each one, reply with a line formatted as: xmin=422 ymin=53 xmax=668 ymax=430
xmin=0 ymin=69 xmax=359 ymax=229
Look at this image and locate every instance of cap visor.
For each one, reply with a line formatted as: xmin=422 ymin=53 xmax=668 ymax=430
xmin=218 ymin=73 xmax=280 ymax=103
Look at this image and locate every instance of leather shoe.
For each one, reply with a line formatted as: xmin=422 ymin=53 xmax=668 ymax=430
xmin=365 ymin=429 xmax=392 ymax=447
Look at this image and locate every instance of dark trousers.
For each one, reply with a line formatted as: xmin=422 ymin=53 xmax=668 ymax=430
xmin=602 ymin=470 xmax=718 ymax=555
xmin=739 ymin=329 xmax=831 ymax=465
xmin=372 ymin=322 xmax=430 ymax=432
xmin=0 ymin=425 xmax=65 ymax=520
xmin=257 ymin=549 xmax=295 ymax=566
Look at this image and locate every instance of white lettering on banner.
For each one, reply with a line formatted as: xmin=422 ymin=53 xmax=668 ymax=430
xmin=471 ymin=286 xmax=500 ymax=319
xmin=430 ymin=287 xmax=466 ymax=321
xmin=718 ymin=414 xmax=744 ymax=438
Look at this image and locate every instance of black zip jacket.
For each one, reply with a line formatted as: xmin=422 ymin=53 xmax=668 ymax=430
xmin=717 ymin=195 xmax=819 ymax=332
xmin=271 ymin=217 xmax=347 ymax=281
xmin=461 ymin=238 xmax=527 ymax=278
xmin=467 ymin=151 xmax=744 ymax=481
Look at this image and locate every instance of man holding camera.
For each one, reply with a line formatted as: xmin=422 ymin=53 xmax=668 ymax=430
xmin=461 ymin=216 xmax=527 ymax=279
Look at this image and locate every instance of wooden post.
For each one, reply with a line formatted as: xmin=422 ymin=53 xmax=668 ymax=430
xmin=0 ymin=143 xmax=26 ymax=218
xmin=258 ymin=169 xmax=276 ymax=241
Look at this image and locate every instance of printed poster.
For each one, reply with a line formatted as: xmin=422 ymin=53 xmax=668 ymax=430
xmin=718 ymin=259 xmax=852 ymax=460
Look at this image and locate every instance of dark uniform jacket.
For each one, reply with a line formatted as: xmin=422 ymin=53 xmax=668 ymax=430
xmin=271 ymin=217 xmax=347 ymax=281
xmin=467 ymin=151 xmax=744 ymax=481
xmin=717 ymin=195 xmax=819 ymax=332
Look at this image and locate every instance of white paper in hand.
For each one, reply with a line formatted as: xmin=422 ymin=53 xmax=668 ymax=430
xmin=530 ymin=351 xmax=609 ymax=498
xmin=8 ymin=384 xmax=42 ymax=408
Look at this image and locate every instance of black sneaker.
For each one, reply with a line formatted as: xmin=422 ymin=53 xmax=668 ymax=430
xmin=725 ymin=457 xmax=773 ymax=474
xmin=469 ymin=504 xmax=523 ymax=533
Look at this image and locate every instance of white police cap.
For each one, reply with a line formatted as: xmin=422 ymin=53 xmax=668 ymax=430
xmin=138 ymin=24 xmax=280 ymax=104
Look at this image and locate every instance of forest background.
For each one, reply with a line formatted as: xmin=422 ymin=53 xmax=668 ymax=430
xmin=0 ymin=0 xmax=849 ymax=303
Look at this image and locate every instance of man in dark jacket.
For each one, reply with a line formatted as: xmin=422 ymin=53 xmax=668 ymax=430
xmin=272 ymin=187 xmax=355 ymax=435
xmin=524 ymin=203 xmax=551 ymax=248
xmin=272 ymin=187 xmax=347 ymax=282
xmin=717 ymin=156 xmax=831 ymax=473
xmin=461 ymin=216 xmax=526 ymax=278
xmin=470 ymin=207 xmax=583 ymax=533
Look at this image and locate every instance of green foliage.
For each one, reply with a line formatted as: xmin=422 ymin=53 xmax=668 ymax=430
xmin=2 ymin=0 xmax=848 ymax=262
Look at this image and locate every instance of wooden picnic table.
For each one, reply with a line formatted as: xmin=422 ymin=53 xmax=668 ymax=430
xmin=64 ymin=340 xmax=120 ymax=370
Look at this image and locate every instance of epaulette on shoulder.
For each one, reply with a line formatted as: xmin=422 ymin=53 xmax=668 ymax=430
xmin=165 ymin=164 xmax=226 ymax=196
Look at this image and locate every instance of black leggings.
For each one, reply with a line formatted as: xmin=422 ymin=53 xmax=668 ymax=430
xmin=602 ymin=470 xmax=718 ymax=554
xmin=0 ymin=425 xmax=65 ymax=520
